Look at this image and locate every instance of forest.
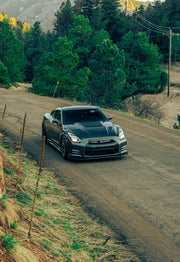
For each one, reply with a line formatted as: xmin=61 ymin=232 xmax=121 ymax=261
xmin=0 ymin=0 xmax=179 ymax=109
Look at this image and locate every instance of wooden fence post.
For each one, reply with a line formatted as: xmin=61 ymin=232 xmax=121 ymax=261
xmin=28 ymin=136 xmax=46 ymax=238
xmin=0 ymin=154 xmax=6 ymax=198
xmin=14 ymin=113 xmax=27 ymax=201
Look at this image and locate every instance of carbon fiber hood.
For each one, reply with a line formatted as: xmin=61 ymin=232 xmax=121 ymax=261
xmin=65 ymin=121 xmax=119 ymax=139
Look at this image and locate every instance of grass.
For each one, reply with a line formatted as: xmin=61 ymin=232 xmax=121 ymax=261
xmin=0 ymin=234 xmax=17 ymax=253
xmin=0 ymin=194 xmax=7 ymax=209
xmin=0 ymin=137 xmax=140 ymax=261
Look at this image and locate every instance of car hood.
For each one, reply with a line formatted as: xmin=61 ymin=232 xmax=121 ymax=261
xmin=64 ymin=121 xmax=119 ymax=139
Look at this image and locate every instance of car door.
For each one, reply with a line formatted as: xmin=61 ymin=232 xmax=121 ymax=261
xmin=50 ymin=109 xmax=63 ymax=145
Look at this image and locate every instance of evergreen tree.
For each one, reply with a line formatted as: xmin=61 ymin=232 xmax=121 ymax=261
xmin=0 ymin=61 xmax=10 ymax=84
xmin=54 ymin=0 xmax=74 ymax=37
xmin=79 ymin=0 xmax=97 ymax=21
xmin=100 ymin=0 xmax=122 ymax=41
xmin=68 ymin=15 xmax=93 ymax=67
xmin=119 ymin=31 xmax=167 ymax=95
xmin=24 ymin=21 xmax=47 ymax=81
xmin=73 ymin=0 xmax=83 ymax=16
xmin=0 ymin=20 xmax=25 ymax=82
xmin=32 ymin=36 xmax=90 ymax=98
xmin=134 ymin=0 xmax=180 ymax=62
xmin=89 ymin=38 xmax=126 ymax=107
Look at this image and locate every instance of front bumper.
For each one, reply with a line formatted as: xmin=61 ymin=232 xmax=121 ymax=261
xmin=67 ymin=137 xmax=128 ymax=160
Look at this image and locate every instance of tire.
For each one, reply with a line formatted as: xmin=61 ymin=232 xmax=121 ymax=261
xmin=61 ymin=136 xmax=68 ymax=159
xmin=42 ymin=125 xmax=48 ymax=144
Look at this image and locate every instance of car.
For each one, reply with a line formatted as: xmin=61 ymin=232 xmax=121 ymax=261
xmin=42 ymin=106 xmax=128 ymax=160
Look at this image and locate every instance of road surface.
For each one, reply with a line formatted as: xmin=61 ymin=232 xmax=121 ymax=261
xmin=0 ymin=88 xmax=180 ymax=262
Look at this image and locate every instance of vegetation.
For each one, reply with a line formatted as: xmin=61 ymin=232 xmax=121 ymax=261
xmin=0 ymin=0 xmax=179 ymax=108
xmin=0 ymin=234 xmax=17 ymax=253
xmin=0 ymin=138 xmax=139 ymax=261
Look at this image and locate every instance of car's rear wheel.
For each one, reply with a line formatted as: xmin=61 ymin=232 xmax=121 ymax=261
xmin=61 ymin=136 xmax=68 ymax=159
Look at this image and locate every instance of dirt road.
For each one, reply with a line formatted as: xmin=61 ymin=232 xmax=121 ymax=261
xmin=0 ymin=88 xmax=180 ymax=262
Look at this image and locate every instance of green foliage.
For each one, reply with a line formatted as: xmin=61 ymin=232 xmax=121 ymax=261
xmin=134 ymin=0 xmax=180 ymax=63
xmin=34 ymin=208 xmax=45 ymax=217
xmin=119 ymin=31 xmax=164 ymax=95
xmin=1 ymin=234 xmax=17 ymax=253
xmin=0 ymin=61 xmax=10 ymax=84
xmin=16 ymin=192 xmax=32 ymax=204
xmin=54 ymin=0 xmax=74 ymax=37
xmin=24 ymin=21 xmax=48 ymax=81
xmin=0 ymin=0 xmax=173 ymax=110
xmin=89 ymin=38 xmax=126 ymax=107
xmin=68 ymin=15 xmax=93 ymax=68
xmin=10 ymin=221 xmax=18 ymax=230
xmin=0 ymin=21 xmax=25 ymax=82
xmin=0 ymin=195 xmax=7 ymax=209
xmin=32 ymin=36 xmax=90 ymax=99
xmin=159 ymin=70 xmax=168 ymax=93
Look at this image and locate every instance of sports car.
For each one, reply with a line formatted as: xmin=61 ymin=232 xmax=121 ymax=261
xmin=42 ymin=106 xmax=128 ymax=160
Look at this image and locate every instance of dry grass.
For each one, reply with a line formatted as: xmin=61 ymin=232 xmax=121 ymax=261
xmin=122 ymin=95 xmax=164 ymax=124
xmin=0 ymin=136 xmax=139 ymax=262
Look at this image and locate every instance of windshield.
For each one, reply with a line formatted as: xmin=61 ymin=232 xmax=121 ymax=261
xmin=62 ymin=108 xmax=107 ymax=125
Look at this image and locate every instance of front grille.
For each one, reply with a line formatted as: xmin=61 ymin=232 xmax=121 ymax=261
xmin=88 ymin=139 xmax=113 ymax=145
xmin=85 ymin=140 xmax=119 ymax=156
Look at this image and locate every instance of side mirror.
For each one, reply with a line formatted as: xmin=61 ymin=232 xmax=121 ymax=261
xmin=107 ymin=115 xmax=113 ymax=120
xmin=52 ymin=119 xmax=62 ymax=126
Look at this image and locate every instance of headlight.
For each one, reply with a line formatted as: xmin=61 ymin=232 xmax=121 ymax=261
xmin=119 ymin=129 xmax=125 ymax=140
xmin=68 ymin=132 xmax=81 ymax=143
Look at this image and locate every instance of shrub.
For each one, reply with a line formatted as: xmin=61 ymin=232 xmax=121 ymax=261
xmin=1 ymin=234 xmax=17 ymax=253
xmin=0 ymin=195 xmax=7 ymax=209
xmin=0 ymin=61 xmax=10 ymax=85
xmin=122 ymin=95 xmax=163 ymax=124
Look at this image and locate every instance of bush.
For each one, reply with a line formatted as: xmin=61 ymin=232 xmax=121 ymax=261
xmin=158 ymin=70 xmax=168 ymax=93
xmin=122 ymin=95 xmax=163 ymax=124
xmin=1 ymin=234 xmax=17 ymax=253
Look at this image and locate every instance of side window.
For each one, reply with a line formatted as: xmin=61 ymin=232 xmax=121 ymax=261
xmin=54 ymin=110 xmax=61 ymax=122
xmin=50 ymin=110 xmax=56 ymax=118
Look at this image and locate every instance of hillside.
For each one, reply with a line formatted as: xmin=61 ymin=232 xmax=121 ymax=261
xmin=0 ymin=0 xmax=150 ymax=32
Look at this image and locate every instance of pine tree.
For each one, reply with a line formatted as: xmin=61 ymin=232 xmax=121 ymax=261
xmin=54 ymin=0 xmax=74 ymax=37
xmin=119 ymin=31 xmax=166 ymax=95
xmin=0 ymin=20 xmax=25 ymax=82
xmin=68 ymin=15 xmax=93 ymax=67
xmin=24 ymin=21 xmax=47 ymax=81
xmin=89 ymin=38 xmax=126 ymax=107
xmin=32 ymin=36 xmax=90 ymax=99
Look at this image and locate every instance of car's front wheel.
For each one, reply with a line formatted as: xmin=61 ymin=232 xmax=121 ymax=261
xmin=61 ymin=136 xmax=68 ymax=159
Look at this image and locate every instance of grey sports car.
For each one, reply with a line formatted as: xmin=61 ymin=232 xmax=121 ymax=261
xmin=42 ymin=106 xmax=128 ymax=160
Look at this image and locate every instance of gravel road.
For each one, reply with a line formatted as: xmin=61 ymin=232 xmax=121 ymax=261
xmin=0 ymin=88 xmax=180 ymax=262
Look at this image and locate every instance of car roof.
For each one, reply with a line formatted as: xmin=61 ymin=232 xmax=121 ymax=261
xmin=56 ymin=106 xmax=98 ymax=111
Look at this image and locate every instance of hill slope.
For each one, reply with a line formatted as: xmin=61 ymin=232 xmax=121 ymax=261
xmin=0 ymin=0 xmax=149 ymax=32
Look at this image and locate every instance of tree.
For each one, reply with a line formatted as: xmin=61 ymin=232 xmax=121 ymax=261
xmin=73 ymin=0 xmax=98 ymax=21
xmin=54 ymin=0 xmax=74 ymax=37
xmin=0 ymin=61 xmax=10 ymax=84
xmin=134 ymin=0 xmax=180 ymax=63
xmin=24 ymin=21 xmax=47 ymax=81
xmin=68 ymin=15 xmax=93 ymax=67
xmin=0 ymin=20 xmax=25 ymax=82
xmin=119 ymin=31 xmax=167 ymax=96
xmin=32 ymin=36 xmax=90 ymax=99
xmin=89 ymin=38 xmax=126 ymax=107
xmin=100 ymin=0 xmax=123 ymax=41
